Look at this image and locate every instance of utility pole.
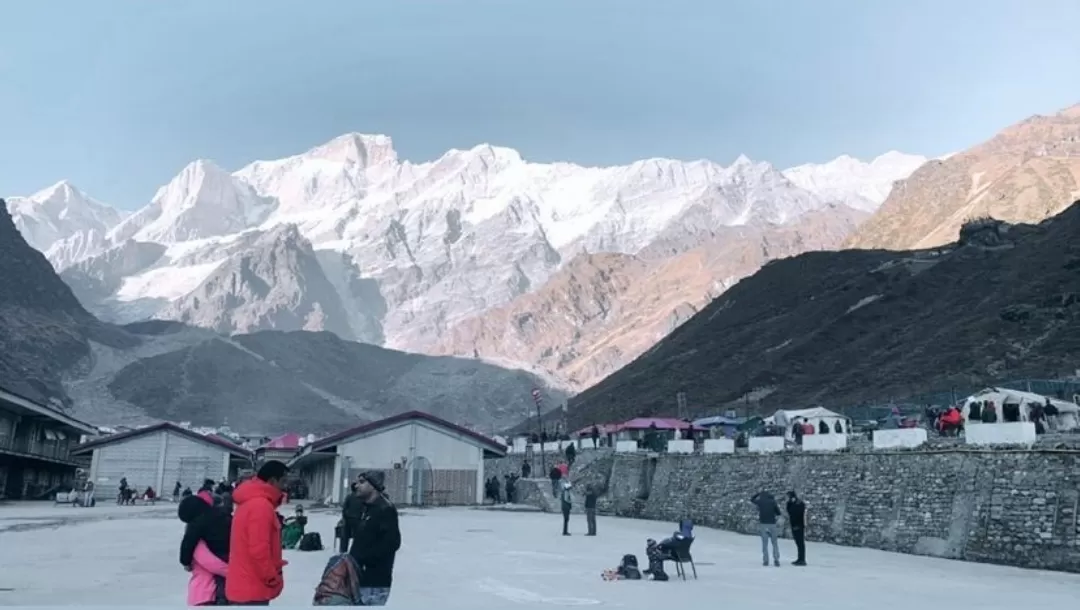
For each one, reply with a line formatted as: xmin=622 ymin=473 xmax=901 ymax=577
xmin=532 ymin=388 xmax=546 ymax=474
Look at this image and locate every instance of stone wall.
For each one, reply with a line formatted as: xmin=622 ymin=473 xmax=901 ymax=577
xmin=484 ymin=448 xmax=1080 ymax=572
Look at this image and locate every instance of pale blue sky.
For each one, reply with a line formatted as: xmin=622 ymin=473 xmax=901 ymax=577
xmin=2 ymin=0 xmax=1079 ymax=209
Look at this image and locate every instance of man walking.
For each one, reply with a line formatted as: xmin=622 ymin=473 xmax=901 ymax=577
xmin=786 ymin=491 xmax=807 ymax=566
xmin=750 ymin=491 xmax=781 ymax=567
xmin=344 ymin=471 xmax=401 ymax=606
xmin=226 ymin=460 xmax=289 ymax=606
xmin=584 ymin=483 xmax=598 ymax=536
xmin=559 ymin=481 xmax=573 ymax=536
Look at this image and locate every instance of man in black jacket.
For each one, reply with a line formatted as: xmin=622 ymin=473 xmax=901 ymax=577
xmin=750 ymin=491 xmax=781 ymax=567
xmin=786 ymin=491 xmax=807 ymax=566
xmin=584 ymin=484 xmax=598 ymax=536
xmin=345 ymin=471 xmax=402 ymax=606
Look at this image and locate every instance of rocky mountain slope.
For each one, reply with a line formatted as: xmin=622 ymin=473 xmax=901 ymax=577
xmin=0 ymin=198 xmax=135 ymax=408
xmin=433 ymin=204 xmax=866 ymax=390
xmin=847 ymin=103 xmax=1080 ymax=250
xmin=563 ymin=199 xmax=1080 ymax=430
xmin=0 ymin=199 xmax=564 ymax=433
xmin=8 ymin=136 xmax=923 ymax=387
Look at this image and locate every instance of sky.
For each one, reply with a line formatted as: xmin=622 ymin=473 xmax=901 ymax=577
xmin=2 ymin=0 xmax=1079 ymax=210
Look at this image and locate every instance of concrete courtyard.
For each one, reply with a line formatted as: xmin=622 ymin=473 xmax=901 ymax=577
xmin=0 ymin=502 xmax=1077 ymax=608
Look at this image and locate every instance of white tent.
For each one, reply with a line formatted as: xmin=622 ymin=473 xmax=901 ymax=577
xmin=765 ymin=407 xmax=850 ymax=439
xmin=962 ymin=387 xmax=1080 ymax=431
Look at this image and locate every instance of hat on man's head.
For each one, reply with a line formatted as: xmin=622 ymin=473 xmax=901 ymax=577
xmin=359 ymin=471 xmax=386 ymax=492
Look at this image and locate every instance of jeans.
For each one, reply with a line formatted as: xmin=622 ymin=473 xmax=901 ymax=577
xmin=359 ymin=587 xmax=391 ymax=606
xmin=759 ymin=523 xmax=779 ymax=563
xmin=585 ymin=507 xmax=597 ymax=535
xmin=562 ymin=503 xmax=571 ymax=534
xmin=792 ymin=526 xmax=806 ymax=562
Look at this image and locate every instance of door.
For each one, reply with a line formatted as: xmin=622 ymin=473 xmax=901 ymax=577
xmin=6 ymin=465 xmax=24 ymax=500
xmin=411 ymin=456 xmax=432 ymax=506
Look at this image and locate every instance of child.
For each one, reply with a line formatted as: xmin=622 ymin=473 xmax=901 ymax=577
xmin=178 ymin=495 xmax=231 ymax=606
xmin=643 ymin=539 xmax=669 ymax=581
xmin=601 ymin=554 xmax=642 ymax=581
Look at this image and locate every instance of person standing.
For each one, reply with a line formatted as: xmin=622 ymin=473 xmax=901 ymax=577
xmin=344 ymin=471 xmax=401 ymax=606
xmin=560 ymin=481 xmax=573 ymax=536
xmin=565 ymin=442 xmax=577 ymax=468
xmin=521 ymin=460 xmax=531 ymax=479
xmin=750 ymin=491 xmax=781 ymax=567
xmin=583 ymin=483 xmax=598 ymax=536
xmin=226 ymin=460 xmax=289 ymax=606
xmin=339 ymin=482 xmax=362 ymax=553
xmin=549 ymin=465 xmax=562 ymax=497
xmin=786 ymin=491 xmax=807 ymax=566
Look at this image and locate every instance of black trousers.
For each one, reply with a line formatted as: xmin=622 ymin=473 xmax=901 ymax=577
xmin=792 ymin=526 xmax=806 ymax=562
xmin=586 ymin=507 xmax=597 ymax=535
xmin=562 ymin=504 xmax=571 ymax=533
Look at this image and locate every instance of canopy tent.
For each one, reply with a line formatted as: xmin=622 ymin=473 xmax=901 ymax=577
xmin=692 ymin=415 xmax=746 ymax=428
xmin=692 ymin=415 xmax=747 ymax=439
xmin=765 ymin=407 xmax=850 ymax=439
xmin=962 ymin=388 xmax=1080 ymax=430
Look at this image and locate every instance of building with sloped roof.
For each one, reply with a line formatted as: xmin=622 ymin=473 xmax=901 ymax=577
xmin=290 ymin=411 xmax=506 ymax=506
xmin=71 ymin=422 xmax=253 ymax=497
xmin=0 ymin=386 xmax=98 ymax=499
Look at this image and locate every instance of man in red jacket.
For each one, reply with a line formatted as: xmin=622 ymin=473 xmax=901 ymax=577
xmin=226 ymin=460 xmax=290 ymax=606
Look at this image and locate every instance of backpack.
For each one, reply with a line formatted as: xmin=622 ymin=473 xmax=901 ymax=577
xmin=299 ymin=532 xmax=324 ymax=551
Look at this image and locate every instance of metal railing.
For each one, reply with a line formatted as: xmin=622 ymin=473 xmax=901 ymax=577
xmin=0 ymin=434 xmax=72 ymax=461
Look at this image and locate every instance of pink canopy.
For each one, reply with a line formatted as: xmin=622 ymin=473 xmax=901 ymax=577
xmin=261 ymin=433 xmax=303 ymax=450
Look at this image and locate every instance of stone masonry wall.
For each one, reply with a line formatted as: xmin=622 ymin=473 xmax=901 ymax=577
xmin=485 ymin=448 xmax=1080 ymax=572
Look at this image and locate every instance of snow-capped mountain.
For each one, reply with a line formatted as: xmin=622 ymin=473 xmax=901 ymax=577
xmin=7 ymin=135 xmax=925 ymax=388
xmin=7 ymin=181 xmax=124 ymax=257
xmin=782 ymin=151 xmax=928 ymax=212
xmin=110 ymin=159 xmax=278 ymax=244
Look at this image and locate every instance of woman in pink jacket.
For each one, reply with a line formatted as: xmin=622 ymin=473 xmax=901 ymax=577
xmin=178 ymin=495 xmax=232 ymax=606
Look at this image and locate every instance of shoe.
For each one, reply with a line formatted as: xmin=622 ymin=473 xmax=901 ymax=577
xmin=774 ymin=559 xmax=780 ymax=567
xmin=563 ymin=532 xmax=570 ymax=536
xmin=762 ymin=560 xmax=769 ymax=567
xmin=792 ymin=560 xmax=806 ymax=566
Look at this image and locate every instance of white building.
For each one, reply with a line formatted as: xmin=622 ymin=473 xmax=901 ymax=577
xmin=71 ymin=422 xmax=253 ymax=495
xmin=289 ymin=411 xmax=507 ymax=506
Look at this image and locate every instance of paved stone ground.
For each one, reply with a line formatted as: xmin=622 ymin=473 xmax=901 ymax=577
xmin=1 ymin=503 xmax=1078 ymax=608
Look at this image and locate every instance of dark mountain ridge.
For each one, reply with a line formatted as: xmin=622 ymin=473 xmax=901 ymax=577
xmin=564 ymin=200 xmax=1080 ymax=430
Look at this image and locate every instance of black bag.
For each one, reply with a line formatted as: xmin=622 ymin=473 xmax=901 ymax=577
xmin=299 ymin=532 xmax=324 ymax=552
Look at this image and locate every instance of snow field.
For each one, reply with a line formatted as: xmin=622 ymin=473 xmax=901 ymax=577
xmin=0 ymin=504 xmax=1077 ymax=608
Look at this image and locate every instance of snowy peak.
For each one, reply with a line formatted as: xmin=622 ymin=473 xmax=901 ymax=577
xmin=6 ymin=180 xmax=123 ymax=255
xmin=782 ymin=151 xmax=927 ymax=212
xmin=308 ymin=133 xmax=398 ymax=167
xmin=111 ymin=159 xmax=278 ymax=244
